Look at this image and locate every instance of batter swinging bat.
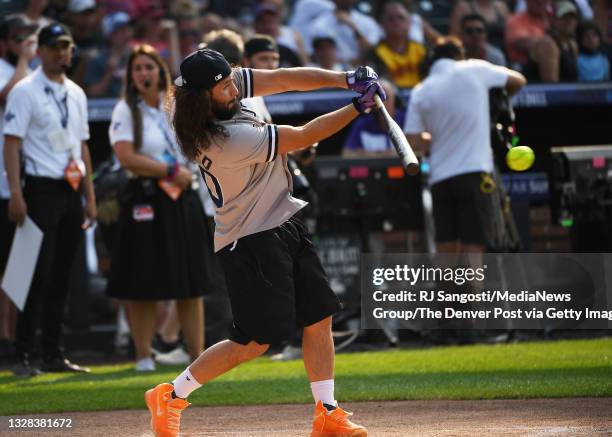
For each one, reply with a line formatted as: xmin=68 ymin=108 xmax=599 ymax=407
xmin=373 ymin=94 xmax=420 ymax=176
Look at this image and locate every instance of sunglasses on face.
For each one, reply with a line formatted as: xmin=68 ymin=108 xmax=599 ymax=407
xmin=464 ymin=26 xmax=485 ymax=35
xmin=13 ymin=33 xmax=33 ymax=43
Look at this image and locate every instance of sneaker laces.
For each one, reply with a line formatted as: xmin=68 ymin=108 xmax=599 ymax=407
xmin=330 ymin=406 xmax=352 ymax=420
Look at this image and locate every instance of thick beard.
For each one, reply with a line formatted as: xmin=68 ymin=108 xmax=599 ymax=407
xmin=213 ymin=99 xmax=239 ymax=120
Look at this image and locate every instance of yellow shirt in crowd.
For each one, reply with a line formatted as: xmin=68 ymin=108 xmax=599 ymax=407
xmin=374 ymin=41 xmax=427 ymax=88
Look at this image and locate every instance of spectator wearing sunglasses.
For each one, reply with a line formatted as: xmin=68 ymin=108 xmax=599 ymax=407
xmin=450 ymin=0 xmax=509 ymax=51
xmin=460 ymin=14 xmax=507 ymax=66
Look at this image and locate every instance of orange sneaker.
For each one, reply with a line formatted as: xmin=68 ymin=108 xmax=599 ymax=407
xmin=310 ymin=401 xmax=368 ymax=437
xmin=145 ymin=383 xmax=190 ymax=437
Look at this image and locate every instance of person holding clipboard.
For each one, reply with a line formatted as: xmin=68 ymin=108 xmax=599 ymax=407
xmin=3 ymin=23 xmax=96 ymax=375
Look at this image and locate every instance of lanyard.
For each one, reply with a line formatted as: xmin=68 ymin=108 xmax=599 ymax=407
xmin=45 ymin=86 xmax=69 ymax=129
xmin=154 ymin=109 xmax=179 ymax=157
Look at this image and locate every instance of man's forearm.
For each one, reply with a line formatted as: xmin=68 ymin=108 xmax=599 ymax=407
xmin=252 ymin=68 xmax=348 ymax=96
xmin=81 ymin=142 xmax=96 ymax=202
xmin=278 ymin=104 xmax=359 ymax=154
xmin=0 ymin=58 xmax=29 ymax=105
xmin=304 ymin=104 xmax=359 ymax=143
xmin=3 ymin=136 xmax=23 ymax=198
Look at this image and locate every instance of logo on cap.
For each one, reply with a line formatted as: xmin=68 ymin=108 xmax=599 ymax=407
xmin=176 ymin=49 xmax=231 ymax=89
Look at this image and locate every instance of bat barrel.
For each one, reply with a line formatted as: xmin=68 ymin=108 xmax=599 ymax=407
xmin=373 ymin=94 xmax=420 ymax=175
xmin=405 ymin=161 xmax=420 ymax=176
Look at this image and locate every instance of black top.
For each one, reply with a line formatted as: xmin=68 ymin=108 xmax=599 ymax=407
xmin=525 ymin=32 xmax=578 ymax=82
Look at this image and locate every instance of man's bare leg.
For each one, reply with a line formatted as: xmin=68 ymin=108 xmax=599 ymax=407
xmin=186 ymin=340 xmax=269 ymax=386
xmin=302 ymin=316 xmax=334 ymax=382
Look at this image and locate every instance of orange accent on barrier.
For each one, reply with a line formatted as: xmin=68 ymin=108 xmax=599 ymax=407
xmin=387 ymin=166 xmax=405 ymax=179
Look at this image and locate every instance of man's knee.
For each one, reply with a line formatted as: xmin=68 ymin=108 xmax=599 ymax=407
xmin=304 ymin=316 xmax=332 ymax=334
xmin=239 ymin=341 xmax=270 ymax=360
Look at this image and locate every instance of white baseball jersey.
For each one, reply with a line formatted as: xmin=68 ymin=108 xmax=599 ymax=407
xmin=196 ymin=68 xmax=306 ymax=251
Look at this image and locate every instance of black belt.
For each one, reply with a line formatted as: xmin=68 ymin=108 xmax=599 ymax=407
xmin=24 ymin=175 xmax=81 ymax=193
xmin=25 ymin=175 xmax=69 ymax=185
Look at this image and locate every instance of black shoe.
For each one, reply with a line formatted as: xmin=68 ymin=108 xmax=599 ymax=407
xmin=152 ymin=334 xmax=181 ymax=354
xmin=0 ymin=339 xmax=14 ymax=363
xmin=11 ymin=353 xmax=42 ymax=377
xmin=41 ymin=357 xmax=90 ymax=373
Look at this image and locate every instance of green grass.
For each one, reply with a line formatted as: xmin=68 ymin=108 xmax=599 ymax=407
xmin=1 ymin=338 xmax=611 ymax=415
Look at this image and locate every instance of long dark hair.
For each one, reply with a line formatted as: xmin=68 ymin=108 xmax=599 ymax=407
xmin=124 ymin=44 xmax=171 ymax=150
xmin=168 ymin=86 xmax=227 ymax=161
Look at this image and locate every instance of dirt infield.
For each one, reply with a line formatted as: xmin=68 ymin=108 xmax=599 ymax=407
xmin=2 ymin=398 xmax=611 ymax=437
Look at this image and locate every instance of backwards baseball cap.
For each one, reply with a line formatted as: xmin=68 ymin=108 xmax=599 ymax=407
xmin=555 ymin=0 xmax=578 ymax=18
xmin=174 ymin=49 xmax=232 ymax=89
xmin=244 ymin=35 xmax=278 ymax=57
xmin=38 ymin=23 xmax=74 ymax=46
xmin=312 ymin=34 xmax=336 ymax=49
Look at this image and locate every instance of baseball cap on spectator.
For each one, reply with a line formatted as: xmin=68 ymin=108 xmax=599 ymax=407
xmin=68 ymin=0 xmax=96 ymax=13
xmin=174 ymin=49 xmax=231 ymax=89
xmin=312 ymin=35 xmax=336 ymax=49
xmin=244 ymin=35 xmax=278 ymax=57
xmin=255 ymin=3 xmax=280 ymax=17
xmin=102 ymin=12 xmax=131 ymax=37
xmin=555 ymin=1 xmax=578 ymax=18
xmin=0 ymin=17 xmax=37 ymax=41
xmin=38 ymin=23 xmax=74 ymax=46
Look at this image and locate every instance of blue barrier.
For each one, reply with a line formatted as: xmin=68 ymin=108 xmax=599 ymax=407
xmin=88 ymin=83 xmax=612 ymax=122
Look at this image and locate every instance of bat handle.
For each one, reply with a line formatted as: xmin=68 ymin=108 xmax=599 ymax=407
xmin=373 ymin=93 xmax=384 ymax=110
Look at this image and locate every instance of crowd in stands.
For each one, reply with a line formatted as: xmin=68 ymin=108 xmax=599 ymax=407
xmin=3 ymin=0 xmax=611 ymax=101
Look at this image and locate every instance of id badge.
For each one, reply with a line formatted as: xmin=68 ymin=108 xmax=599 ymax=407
xmin=64 ymin=158 xmax=84 ymax=191
xmin=49 ymin=130 xmax=73 ymax=153
xmin=133 ymin=204 xmax=154 ymax=222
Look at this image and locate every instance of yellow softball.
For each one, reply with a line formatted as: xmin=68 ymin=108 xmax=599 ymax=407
xmin=506 ymin=146 xmax=535 ymax=171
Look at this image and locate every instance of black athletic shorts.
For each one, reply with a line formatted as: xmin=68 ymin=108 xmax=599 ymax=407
xmin=218 ymin=216 xmax=342 ymax=345
xmin=431 ymin=172 xmax=496 ymax=246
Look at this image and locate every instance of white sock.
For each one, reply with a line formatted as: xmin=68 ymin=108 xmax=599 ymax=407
xmin=172 ymin=368 xmax=202 ymax=399
xmin=310 ymin=379 xmax=336 ymax=406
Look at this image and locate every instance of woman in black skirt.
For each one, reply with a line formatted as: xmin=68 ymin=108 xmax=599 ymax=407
xmin=107 ymin=44 xmax=218 ymax=371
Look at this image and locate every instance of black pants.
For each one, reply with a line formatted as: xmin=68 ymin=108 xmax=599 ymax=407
xmin=15 ymin=176 xmax=83 ymax=359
